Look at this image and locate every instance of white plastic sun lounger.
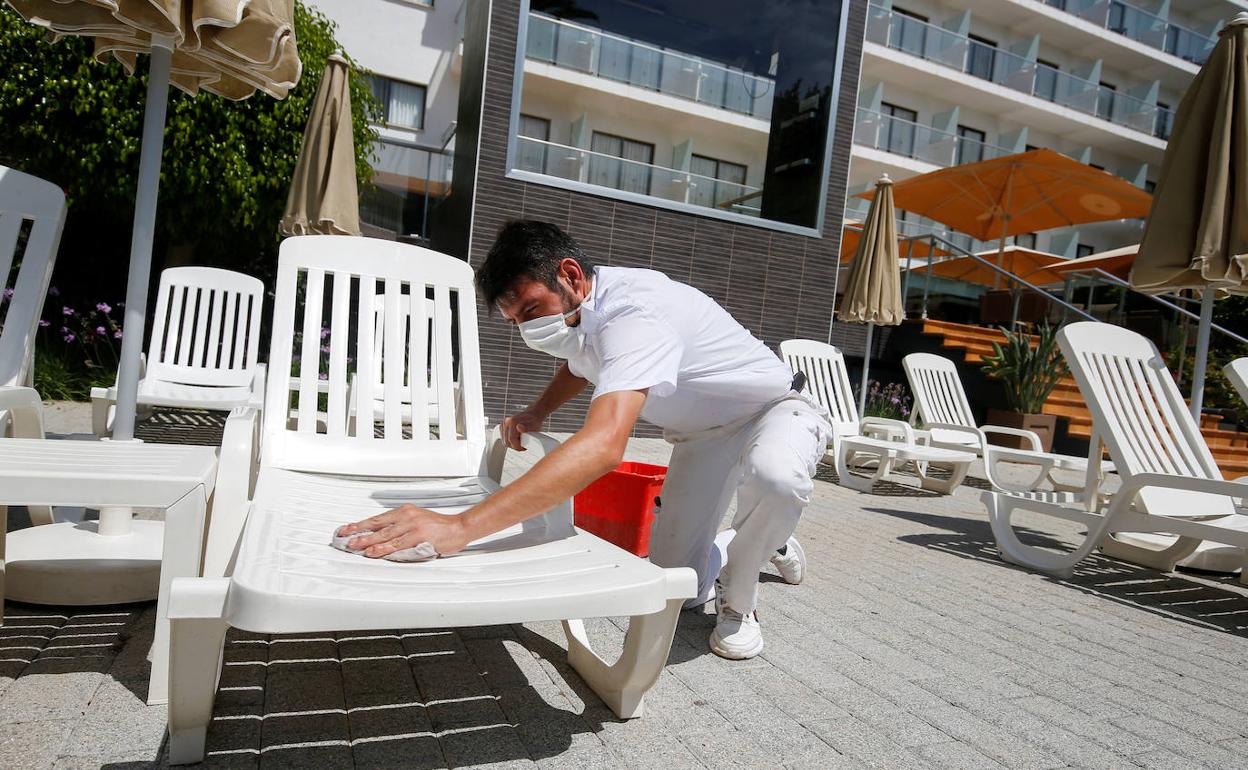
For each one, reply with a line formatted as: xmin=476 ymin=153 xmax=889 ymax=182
xmin=1227 ymin=357 xmax=1248 ymax=414
xmin=780 ymin=339 xmax=974 ymax=493
xmin=165 ymin=236 xmax=696 ymax=764
xmin=92 ymin=266 xmax=265 ymax=437
xmin=903 ymin=352 xmax=1111 ymax=493
xmin=982 ymin=322 xmax=1248 ymax=581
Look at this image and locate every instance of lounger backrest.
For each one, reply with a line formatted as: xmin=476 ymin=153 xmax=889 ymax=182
xmin=902 ymin=353 xmax=976 ymax=429
xmin=780 ymin=339 xmax=858 ymax=438
xmin=1226 ymin=357 xmax=1248 ymax=409
xmin=1059 ymin=322 xmax=1233 ymax=515
xmin=371 ymin=294 xmax=445 ymax=402
xmin=0 ymin=166 xmax=65 ymax=388
xmin=264 ymin=236 xmax=486 ymax=477
xmin=147 ymin=267 xmax=265 ymax=388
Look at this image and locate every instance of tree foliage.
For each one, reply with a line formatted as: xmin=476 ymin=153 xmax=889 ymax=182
xmin=0 ymin=2 xmax=380 ymax=290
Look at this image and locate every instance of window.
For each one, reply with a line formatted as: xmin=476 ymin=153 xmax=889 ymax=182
xmin=368 ymin=75 xmax=427 ymax=130
xmin=1025 ymin=144 xmax=1040 ymax=152
xmin=1044 ymin=0 xmax=1066 ymax=9
xmin=966 ymin=34 xmax=997 ymax=81
xmin=1154 ymin=101 xmax=1172 ymax=140
xmin=1015 ymin=233 xmax=1037 ymax=250
xmin=514 ymin=0 xmax=850 ymax=230
xmin=1107 ymin=1 xmax=1127 ymax=34
xmin=955 ymin=125 xmax=986 ymax=165
xmin=1076 ymin=243 xmax=1095 ymax=259
xmin=890 ymin=8 xmax=929 ymax=57
xmin=516 ymin=115 xmax=550 ymax=174
xmin=689 ymin=155 xmax=748 ymax=209
xmin=1034 ymin=59 xmax=1059 ymax=102
xmin=880 ymin=102 xmax=918 ymax=157
xmin=589 ymin=132 xmax=655 ymax=195
xmin=1144 ymin=179 xmax=1157 ymax=194
xmin=1097 ymin=81 xmax=1116 ymax=121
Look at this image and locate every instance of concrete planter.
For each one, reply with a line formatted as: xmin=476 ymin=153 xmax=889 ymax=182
xmin=986 ymin=409 xmax=1057 ymax=453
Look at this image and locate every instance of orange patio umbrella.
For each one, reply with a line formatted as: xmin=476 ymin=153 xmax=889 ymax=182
xmin=922 ymin=246 xmax=1069 ymax=287
xmin=860 ymin=148 xmax=1152 ymax=283
xmin=839 ymin=223 xmax=950 ymax=263
xmin=1049 ymin=244 xmax=1138 ymax=280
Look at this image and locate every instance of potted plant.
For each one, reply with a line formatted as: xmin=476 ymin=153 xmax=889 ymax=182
xmin=980 ymin=324 xmax=1067 ymax=452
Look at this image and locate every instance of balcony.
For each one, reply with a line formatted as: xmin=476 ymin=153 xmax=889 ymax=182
xmin=854 ymin=108 xmax=1016 ymax=168
xmin=1046 ymin=0 xmax=1216 ymax=65
xmin=514 ymin=136 xmax=762 ymax=216
xmin=361 ymin=138 xmax=454 ymax=241
xmin=524 ymin=13 xmax=774 ymax=121
xmin=866 ymin=4 xmax=1170 ymax=140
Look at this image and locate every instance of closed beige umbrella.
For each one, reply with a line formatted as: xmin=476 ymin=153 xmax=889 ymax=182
xmin=840 ymin=174 xmax=904 ymax=415
xmin=1132 ymin=12 xmax=1248 ymax=417
xmin=7 ymin=0 xmax=302 ymax=441
xmin=281 ymin=54 xmax=360 ymax=236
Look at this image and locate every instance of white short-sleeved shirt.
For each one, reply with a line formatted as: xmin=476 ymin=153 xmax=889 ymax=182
xmin=567 ymin=266 xmax=793 ymax=434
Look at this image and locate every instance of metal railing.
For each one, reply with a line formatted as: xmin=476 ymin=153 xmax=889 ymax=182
xmin=1050 ymin=0 xmax=1216 ymax=64
xmin=514 ymin=136 xmax=762 ymax=215
xmin=525 ymin=13 xmax=775 ymax=120
xmin=866 ymin=4 xmax=1170 ymax=138
xmin=853 ymin=108 xmax=1016 ymax=168
xmin=360 ymin=138 xmax=454 ymax=241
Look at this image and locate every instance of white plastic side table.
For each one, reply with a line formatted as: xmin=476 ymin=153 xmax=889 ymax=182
xmin=0 ymin=437 xmax=217 ymax=705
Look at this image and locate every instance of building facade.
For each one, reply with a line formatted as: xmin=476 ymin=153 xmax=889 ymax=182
xmin=847 ymin=0 xmax=1242 ymax=259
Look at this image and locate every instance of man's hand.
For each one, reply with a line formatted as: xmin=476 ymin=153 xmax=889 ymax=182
xmin=500 ymin=408 xmax=544 ymax=450
xmin=338 ymin=504 xmax=470 ymax=558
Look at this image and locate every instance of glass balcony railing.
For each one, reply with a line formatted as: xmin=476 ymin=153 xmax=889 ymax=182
xmin=854 ymin=108 xmax=1015 ymax=168
xmin=1064 ymin=0 xmax=1215 ymax=64
xmin=360 ymin=139 xmax=454 ymax=242
xmin=524 ymin=13 xmax=775 ymax=120
xmin=866 ymin=4 xmax=1169 ymax=139
xmin=515 ymin=136 xmax=762 ymax=216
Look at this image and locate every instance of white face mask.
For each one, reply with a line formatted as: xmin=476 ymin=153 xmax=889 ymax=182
xmin=518 ymin=304 xmax=585 ymax=359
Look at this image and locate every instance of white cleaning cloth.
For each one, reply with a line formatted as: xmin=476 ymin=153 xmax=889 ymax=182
xmin=330 ymin=529 xmax=439 ymax=563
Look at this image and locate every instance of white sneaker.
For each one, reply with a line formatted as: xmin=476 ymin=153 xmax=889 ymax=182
xmin=770 ymin=536 xmax=806 ymax=585
xmin=709 ymin=587 xmax=764 ymax=660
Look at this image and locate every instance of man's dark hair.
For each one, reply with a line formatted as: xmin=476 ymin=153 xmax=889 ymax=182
xmin=476 ymin=220 xmax=591 ymax=308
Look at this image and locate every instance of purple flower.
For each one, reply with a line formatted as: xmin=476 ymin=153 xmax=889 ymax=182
xmin=96 ymin=302 xmax=112 ymax=313
xmin=113 ymin=330 xmax=123 ymax=339
xmin=96 ymin=325 xmax=107 ymax=335
xmin=48 ymin=286 xmax=60 ymax=297
xmin=318 ymin=372 xmax=329 ymax=381
xmin=320 ymin=344 xmax=331 ymax=354
xmin=62 ymin=306 xmax=75 ymax=316
xmin=62 ymin=333 xmax=75 ymax=343
xmin=2 ymin=287 xmax=13 ymax=299
xmin=321 ymin=327 xmax=331 ymax=340
xmin=37 ymin=319 xmax=50 ymax=328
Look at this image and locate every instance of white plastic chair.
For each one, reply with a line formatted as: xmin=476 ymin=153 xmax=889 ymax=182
xmin=92 ymin=266 xmax=265 ymax=436
xmin=0 ymin=166 xmax=65 ymax=394
xmin=982 ymin=322 xmax=1248 ymax=581
xmin=351 ymin=293 xmax=451 ymax=431
xmin=1226 ymin=357 xmax=1248 ymax=410
xmin=903 ymin=352 xmax=1109 ymax=493
xmin=780 ymin=339 xmax=973 ymax=493
xmin=165 ymin=236 xmax=695 ymax=764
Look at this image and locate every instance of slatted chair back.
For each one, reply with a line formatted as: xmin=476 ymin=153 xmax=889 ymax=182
xmin=0 ymin=167 xmax=66 ymax=388
xmin=263 ymin=236 xmax=486 ymax=477
xmin=1226 ymin=357 xmax=1248 ymax=410
xmin=1059 ymin=322 xmax=1233 ymax=516
xmin=371 ymin=294 xmax=446 ymax=411
xmin=902 ymin=353 xmax=977 ymax=429
xmin=780 ymin=339 xmax=858 ymax=439
xmin=147 ymin=267 xmax=264 ymax=389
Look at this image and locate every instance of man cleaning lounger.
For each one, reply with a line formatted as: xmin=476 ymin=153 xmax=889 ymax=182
xmin=339 ymin=220 xmax=832 ymax=659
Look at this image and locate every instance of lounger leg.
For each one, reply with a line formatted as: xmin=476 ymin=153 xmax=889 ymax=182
xmin=167 ymin=577 xmax=230 ymax=766
xmin=561 ymin=596 xmax=683 ymax=719
xmin=983 ymin=492 xmax=1114 ymax=578
xmin=916 ymin=461 xmax=969 ymax=495
xmin=1097 ymin=533 xmax=1202 ymax=572
xmin=90 ymin=389 xmax=113 ymax=438
xmin=149 ymin=487 xmax=209 ymax=705
xmin=984 ymin=452 xmax=1056 ymax=493
xmin=836 ymin=447 xmax=892 ymax=493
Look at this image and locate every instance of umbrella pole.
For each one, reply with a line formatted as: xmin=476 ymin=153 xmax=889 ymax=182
xmin=858 ymin=322 xmax=875 ymax=418
xmin=1189 ymin=288 xmax=1215 ymax=421
xmin=112 ymin=40 xmax=174 ymax=443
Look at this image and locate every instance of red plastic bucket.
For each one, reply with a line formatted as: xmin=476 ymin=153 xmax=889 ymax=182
xmin=573 ymin=461 xmax=667 ymax=556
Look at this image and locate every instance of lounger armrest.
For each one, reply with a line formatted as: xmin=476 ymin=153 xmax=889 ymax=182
xmin=1119 ymin=473 xmax=1248 ymax=504
xmin=247 ymin=364 xmax=267 ymax=411
xmin=0 ymin=386 xmax=45 ymax=439
xmin=482 ymin=426 xmax=573 ymax=532
xmin=979 ymin=425 xmax=1043 ymax=452
xmin=859 ymin=416 xmax=915 ymax=443
xmin=201 ymin=406 xmax=261 ymax=578
xmin=923 ymin=422 xmax=986 ymax=447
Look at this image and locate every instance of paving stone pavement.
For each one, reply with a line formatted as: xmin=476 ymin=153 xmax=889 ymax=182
xmin=4 ymin=406 xmax=1248 ymax=768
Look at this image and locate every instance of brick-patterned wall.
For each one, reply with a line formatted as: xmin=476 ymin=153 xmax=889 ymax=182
xmin=457 ymin=0 xmax=868 ymax=434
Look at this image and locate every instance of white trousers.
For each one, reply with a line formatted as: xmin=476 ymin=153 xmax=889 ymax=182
xmin=648 ymin=395 xmax=831 ymax=614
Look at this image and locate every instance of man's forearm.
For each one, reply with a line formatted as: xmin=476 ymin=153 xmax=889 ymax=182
xmin=531 ymin=363 xmax=589 ymax=418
